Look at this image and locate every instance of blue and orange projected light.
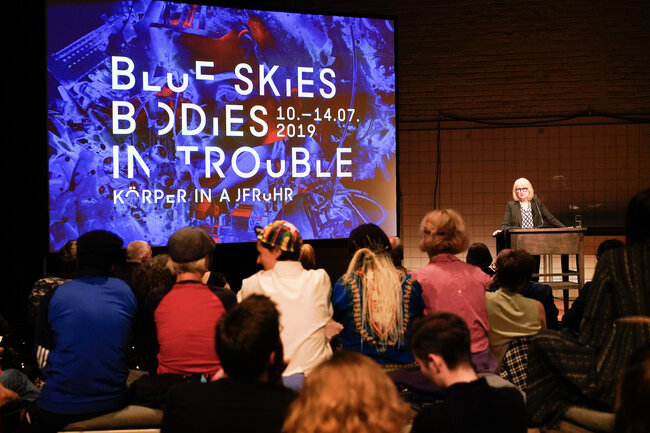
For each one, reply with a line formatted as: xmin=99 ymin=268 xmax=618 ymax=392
xmin=46 ymin=1 xmax=397 ymax=251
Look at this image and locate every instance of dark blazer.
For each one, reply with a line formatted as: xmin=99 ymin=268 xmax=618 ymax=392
xmin=500 ymin=196 xmax=565 ymax=231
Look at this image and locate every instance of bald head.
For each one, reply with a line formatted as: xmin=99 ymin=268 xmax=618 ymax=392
xmin=126 ymin=240 xmax=152 ymax=265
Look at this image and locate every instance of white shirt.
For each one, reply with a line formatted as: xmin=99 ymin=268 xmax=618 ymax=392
xmin=238 ymin=261 xmax=333 ymax=376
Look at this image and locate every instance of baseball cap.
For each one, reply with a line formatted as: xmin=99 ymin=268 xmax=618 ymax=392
xmin=255 ymin=220 xmax=302 ymax=253
xmin=167 ymin=227 xmax=216 ymax=263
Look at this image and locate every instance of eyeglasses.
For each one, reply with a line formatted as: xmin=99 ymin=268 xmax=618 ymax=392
xmin=516 ymin=188 xmax=528 ymax=192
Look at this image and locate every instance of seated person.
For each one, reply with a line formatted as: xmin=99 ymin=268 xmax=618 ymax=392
xmin=238 ymin=220 xmax=333 ymax=377
xmin=30 ymin=231 xmax=137 ymax=432
xmin=526 ymin=188 xmax=650 ymax=427
xmin=409 ymin=312 xmax=526 ymax=433
xmin=411 ymin=209 xmax=495 ymax=373
xmin=299 ymin=243 xmax=316 ymax=270
xmin=112 ymin=240 xmax=153 ymax=295
xmin=28 ymin=240 xmax=77 ymax=326
xmin=142 ymin=227 xmax=236 ymax=377
xmin=131 ymin=253 xmax=176 ymax=306
xmin=516 ymin=280 xmax=559 ymax=330
xmin=282 ymin=350 xmax=412 ymax=433
xmin=331 ymin=224 xmax=424 ymax=367
xmin=486 ymin=249 xmax=546 ymax=367
xmin=389 ymin=235 xmax=407 ymax=274
xmin=162 ymin=295 xmax=296 ymax=433
xmin=0 ymin=369 xmax=40 ymax=408
xmin=201 ymin=270 xmax=231 ymax=290
xmin=560 ymin=238 xmax=624 ymax=334
xmin=466 ymin=242 xmax=495 ymax=277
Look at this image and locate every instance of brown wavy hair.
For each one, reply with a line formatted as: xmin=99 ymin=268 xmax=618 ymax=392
xmin=418 ymin=209 xmax=470 ymax=257
xmin=282 ymin=351 xmax=413 ymax=433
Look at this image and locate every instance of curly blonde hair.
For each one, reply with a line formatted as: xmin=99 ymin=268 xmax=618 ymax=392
xmin=418 ymin=209 xmax=470 ymax=257
xmin=282 ymin=351 xmax=413 ymax=433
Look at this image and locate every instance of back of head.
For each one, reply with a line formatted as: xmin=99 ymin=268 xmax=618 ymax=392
xmin=347 ymin=223 xmax=392 ymax=256
xmin=410 ymin=312 xmax=472 ymax=370
xmin=419 ymin=209 xmax=469 ymax=257
xmin=597 ymin=239 xmax=625 ymax=260
xmin=132 ymin=253 xmax=176 ymax=300
xmin=282 ymin=351 xmax=411 ymax=433
xmin=299 ymin=243 xmax=316 ymax=270
xmin=167 ymin=227 xmax=215 ymax=274
xmin=615 ymin=344 xmax=650 ymax=433
xmin=625 ymin=188 xmax=650 ymax=244
xmin=466 ymin=243 xmax=493 ymax=269
xmin=389 ymin=236 xmax=404 ymax=268
xmin=58 ymin=239 xmax=79 ymax=278
xmin=76 ymin=230 xmax=123 ymax=276
xmin=256 ymin=220 xmax=303 ymax=261
xmin=495 ymin=249 xmax=536 ymax=292
xmin=215 ymin=294 xmax=284 ymax=383
xmin=127 ymin=240 xmax=152 ymax=264
xmin=345 ymin=224 xmax=404 ymax=349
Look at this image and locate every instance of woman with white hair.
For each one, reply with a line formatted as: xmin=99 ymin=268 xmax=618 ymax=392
xmin=492 ymin=177 xmax=565 ymax=237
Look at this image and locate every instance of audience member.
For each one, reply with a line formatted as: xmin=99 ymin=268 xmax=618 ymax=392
xmin=410 ymin=209 xmax=496 ymax=372
xmin=28 ymin=240 xmax=78 ymax=325
xmin=389 ymin=235 xmax=407 ymax=274
xmin=131 ymin=253 xmax=176 ymax=305
xmin=282 ymin=350 xmax=412 ymax=433
xmin=486 ymin=249 xmax=546 ymax=366
xmin=0 ymin=369 xmax=39 ymax=407
xmin=30 ymin=230 xmax=137 ymax=432
xmin=331 ymin=223 xmax=424 ymax=367
xmin=201 ymin=270 xmax=231 ymax=290
xmin=514 ymin=279 xmax=559 ymax=329
xmin=162 ymin=295 xmax=296 ymax=433
xmin=465 ymin=242 xmax=495 ymax=277
xmin=526 ymin=188 xmax=650 ymax=427
xmin=409 ymin=312 xmax=526 ymax=433
xmin=238 ymin=220 xmax=333 ymax=377
xmin=113 ymin=240 xmax=153 ymax=290
xmin=128 ymin=253 xmax=176 ymax=370
xmin=140 ymin=227 xmax=236 ymax=378
xmin=615 ymin=344 xmax=650 ymax=433
xmin=299 ymin=243 xmax=316 ymax=270
xmin=484 ymin=243 xmax=558 ymax=329
xmin=560 ymin=238 xmax=625 ymax=334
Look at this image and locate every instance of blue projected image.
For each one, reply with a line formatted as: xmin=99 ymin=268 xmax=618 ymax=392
xmin=47 ymin=1 xmax=397 ymax=251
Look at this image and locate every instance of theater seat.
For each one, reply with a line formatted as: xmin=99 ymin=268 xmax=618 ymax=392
xmin=555 ymin=406 xmax=614 ymax=433
xmin=60 ymin=404 xmax=163 ymax=432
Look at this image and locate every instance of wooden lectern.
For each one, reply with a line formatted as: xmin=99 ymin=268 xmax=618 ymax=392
xmin=507 ymin=227 xmax=587 ymax=311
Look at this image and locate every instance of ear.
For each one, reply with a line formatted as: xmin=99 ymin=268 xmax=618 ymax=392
xmin=427 ymin=353 xmax=445 ymax=372
xmin=271 ymin=247 xmax=283 ymax=259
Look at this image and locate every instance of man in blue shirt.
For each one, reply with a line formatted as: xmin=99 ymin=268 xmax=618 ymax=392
xmin=30 ymin=230 xmax=137 ymax=432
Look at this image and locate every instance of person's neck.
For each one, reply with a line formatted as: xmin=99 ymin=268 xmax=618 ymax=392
xmin=176 ymin=272 xmax=204 ymax=283
xmin=443 ymin=364 xmax=479 ymax=388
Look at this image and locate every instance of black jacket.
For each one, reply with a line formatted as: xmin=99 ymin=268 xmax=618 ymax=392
xmin=500 ymin=196 xmax=565 ymax=231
